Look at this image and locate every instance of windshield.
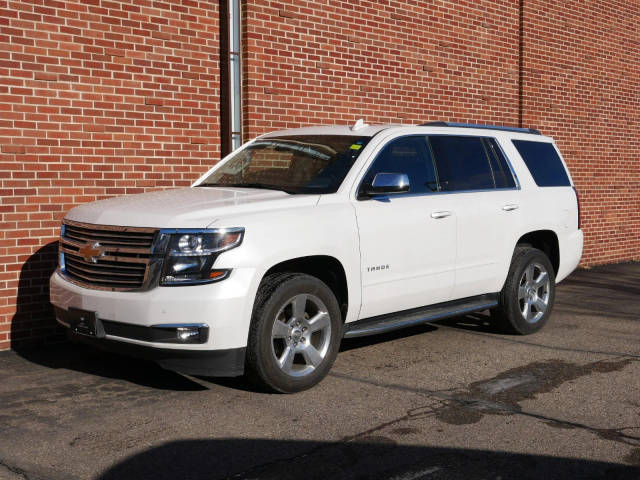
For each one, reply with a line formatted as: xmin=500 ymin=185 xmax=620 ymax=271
xmin=197 ymin=135 xmax=371 ymax=194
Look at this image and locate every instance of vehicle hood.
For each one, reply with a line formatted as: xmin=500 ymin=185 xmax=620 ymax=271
xmin=65 ymin=187 xmax=320 ymax=228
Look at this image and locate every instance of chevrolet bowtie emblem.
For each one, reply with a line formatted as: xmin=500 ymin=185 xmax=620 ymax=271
xmin=78 ymin=242 xmax=103 ymax=263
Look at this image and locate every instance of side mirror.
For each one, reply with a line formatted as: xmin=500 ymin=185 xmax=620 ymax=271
xmin=363 ymin=173 xmax=410 ymax=196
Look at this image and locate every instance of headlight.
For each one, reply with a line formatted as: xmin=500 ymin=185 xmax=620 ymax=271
xmin=160 ymin=228 xmax=244 ymax=285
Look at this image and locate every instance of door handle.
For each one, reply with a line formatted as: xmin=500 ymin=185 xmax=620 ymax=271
xmin=502 ymin=204 xmax=519 ymax=212
xmin=431 ymin=210 xmax=452 ymax=219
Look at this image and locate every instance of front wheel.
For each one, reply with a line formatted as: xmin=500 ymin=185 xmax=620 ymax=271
xmin=246 ymin=273 xmax=342 ymax=393
xmin=491 ymin=246 xmax=556 ymax=335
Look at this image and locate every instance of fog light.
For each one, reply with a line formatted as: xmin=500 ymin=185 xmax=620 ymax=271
xmin=151 ymin=323 xmax=209 ymax=344
xmin=176 ymin=327 xmax=201 ymax=342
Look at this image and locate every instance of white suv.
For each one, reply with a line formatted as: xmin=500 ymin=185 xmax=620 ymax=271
xmin=50 ymin=121 xmax=583 ymax=392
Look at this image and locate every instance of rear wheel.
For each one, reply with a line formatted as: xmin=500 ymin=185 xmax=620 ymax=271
xmin=491 ymin=246 xmax=556 ymax=335
xmin=246 ymin=273 xmax=342 ymax=393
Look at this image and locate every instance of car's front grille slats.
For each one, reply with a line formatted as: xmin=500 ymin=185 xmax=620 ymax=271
xmin=64 ymin=230 xmax=153 ymax=247
xmin=60 ymin=220 xmax=158 ymax=291
xmin=59 ymin=246 xmax=150 ymax=265
xmin=64 ymin=255 xmax=147 ymax=273
xmin=63 ymin=267 xmax=144 ymax=286
xmin=64 ymin=258 xmax=146 ymax=279
xmin=61 ymin=236 xmax=151 ymax=255
xmin=64 ymin=223 xmax=155 ymax=246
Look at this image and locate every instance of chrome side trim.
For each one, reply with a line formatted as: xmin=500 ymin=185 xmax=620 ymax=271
xmin=364 ymin=188 xmax=520 ymax=201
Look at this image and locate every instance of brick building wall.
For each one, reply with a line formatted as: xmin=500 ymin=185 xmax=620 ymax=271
xmin=243 ymin=0 xmax=520 ymax=134
xmin=0 ymin=0 xmax=221 ymax=350
xmin=0 ymin=0 xmax=638 ymax=349
xmin=520 ymin=0 xmax=640 ymax=265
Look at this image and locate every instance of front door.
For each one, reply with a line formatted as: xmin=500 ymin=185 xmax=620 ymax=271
xmin=352 ymin=135 xmax=457 ymax=319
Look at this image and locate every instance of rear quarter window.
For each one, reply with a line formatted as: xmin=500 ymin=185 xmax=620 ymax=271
xmin=512 ymin=140 xmax=571 ymax=187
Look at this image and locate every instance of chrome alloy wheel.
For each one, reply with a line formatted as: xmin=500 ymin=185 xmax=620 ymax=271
xmin=270 ymin=294 xmax=332 ymax=377
xmin=518 ymin=262 xmax=550 ymax=323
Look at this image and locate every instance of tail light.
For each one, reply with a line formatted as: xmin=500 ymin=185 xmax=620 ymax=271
xmin=572 ymin=186 xmax=581 ymax=229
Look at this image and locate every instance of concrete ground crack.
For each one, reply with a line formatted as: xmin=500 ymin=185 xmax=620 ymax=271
xmin=330 ymin=370 xmax=640 ymax=448
xmin=0 ymin=459 xmax=30 ymax=480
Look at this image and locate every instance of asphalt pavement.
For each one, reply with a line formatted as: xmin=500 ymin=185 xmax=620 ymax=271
xmin=0 ymin=262 xmax=639 ymax=480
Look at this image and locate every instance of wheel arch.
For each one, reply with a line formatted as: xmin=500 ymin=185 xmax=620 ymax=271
xmin=515 ymin=229 xmax=560 ymax=275
xmin=261 ymin=255 xmax=349 ymax=321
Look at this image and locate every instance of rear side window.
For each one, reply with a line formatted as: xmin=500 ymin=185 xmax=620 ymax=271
xmin=429 ymin=136 xmax=494 ymax=191
xmin=485 ymin=138 xmax=516 ymax=188
xmin=512 ymin=140 xmax=570 ymax=187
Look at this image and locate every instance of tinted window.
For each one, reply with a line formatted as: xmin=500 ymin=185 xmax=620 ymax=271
xmin=362 ymin=136 xmax=438 ymax=194
xmin=429 ymin=136 xmax=494 ymax=191
xmin=485 ymin=138 xmax=516 ymax=188
xmin=512 ymin=140 xmax=570 ymax=187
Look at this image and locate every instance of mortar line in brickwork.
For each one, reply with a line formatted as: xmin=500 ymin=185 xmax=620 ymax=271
xmin=518 ymin=0 xmax=524 ymax=128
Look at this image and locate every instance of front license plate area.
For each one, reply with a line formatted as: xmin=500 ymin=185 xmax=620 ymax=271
xmin=67 ymin=308 xmax=105 ymax=338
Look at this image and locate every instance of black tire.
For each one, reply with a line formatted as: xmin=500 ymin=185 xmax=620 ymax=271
xmin=245 ymin=273 xmax=342 ymax=393
xmin=491 ymin=246 xmax=556 ymax=335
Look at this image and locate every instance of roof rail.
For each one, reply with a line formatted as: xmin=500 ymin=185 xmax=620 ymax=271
xmin=419 ymin=121 xmax=541 ymax=135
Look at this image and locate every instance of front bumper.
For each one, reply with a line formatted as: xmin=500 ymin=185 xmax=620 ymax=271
xmin=54 ymin=302 xmax=245 ymax=376
xmin=50 ymin=266 xmax=262 ymax=351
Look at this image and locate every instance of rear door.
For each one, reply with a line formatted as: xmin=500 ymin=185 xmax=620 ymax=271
xmin=352 ymin=135 xmax=457 ymax=319
xmin=428 ymin=135 xmax=523 ymax=298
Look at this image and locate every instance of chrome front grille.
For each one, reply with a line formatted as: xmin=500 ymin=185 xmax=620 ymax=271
xmin=59 ymin=220 xmax=159 ymax=291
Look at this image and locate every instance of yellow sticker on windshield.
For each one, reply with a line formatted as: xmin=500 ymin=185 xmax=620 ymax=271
xmin=350 ymin=144 xmax=362 ymax=150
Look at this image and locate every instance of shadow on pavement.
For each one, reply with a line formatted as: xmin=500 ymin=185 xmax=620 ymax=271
xmin=340 ymin=322 xmax=439 ymax=352
xmin=97 ymin=438 xmax=640 ymax=480
xmin=554 ymin=262 xmax=640 ymax=320
xmin=13 ymin=342 xmax=208 ymax=391
xmin=430 ymin=311 xmax=499 ymax=333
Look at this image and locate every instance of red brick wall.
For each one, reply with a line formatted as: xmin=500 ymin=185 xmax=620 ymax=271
xmin=520 ymin=0 xmax=640 ymax=266
xmin=243 ymin=0 xmax=521 ymax=136
xmin=0 ymin=0 xmax=220 ymax=350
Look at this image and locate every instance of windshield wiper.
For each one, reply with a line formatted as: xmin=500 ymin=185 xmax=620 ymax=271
xmin=195 ymin=182 xmax=298 ymax=194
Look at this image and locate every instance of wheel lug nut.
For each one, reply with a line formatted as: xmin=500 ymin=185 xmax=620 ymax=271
xmin=302 ymin=327 xmax=307 ymax=332
xmin=301 ymin=338 xmax=305 ymax=343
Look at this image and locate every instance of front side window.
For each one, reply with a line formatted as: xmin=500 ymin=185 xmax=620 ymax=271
xmin=361 ymin=136 xmax=438 ymax=194
xmin=198 ymin=135 xmax=371 ymax=194
xmin=512 ymin=140 xmax=570 ymax=187
xmin=428 ymin=136 xmax=495 ymax=191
